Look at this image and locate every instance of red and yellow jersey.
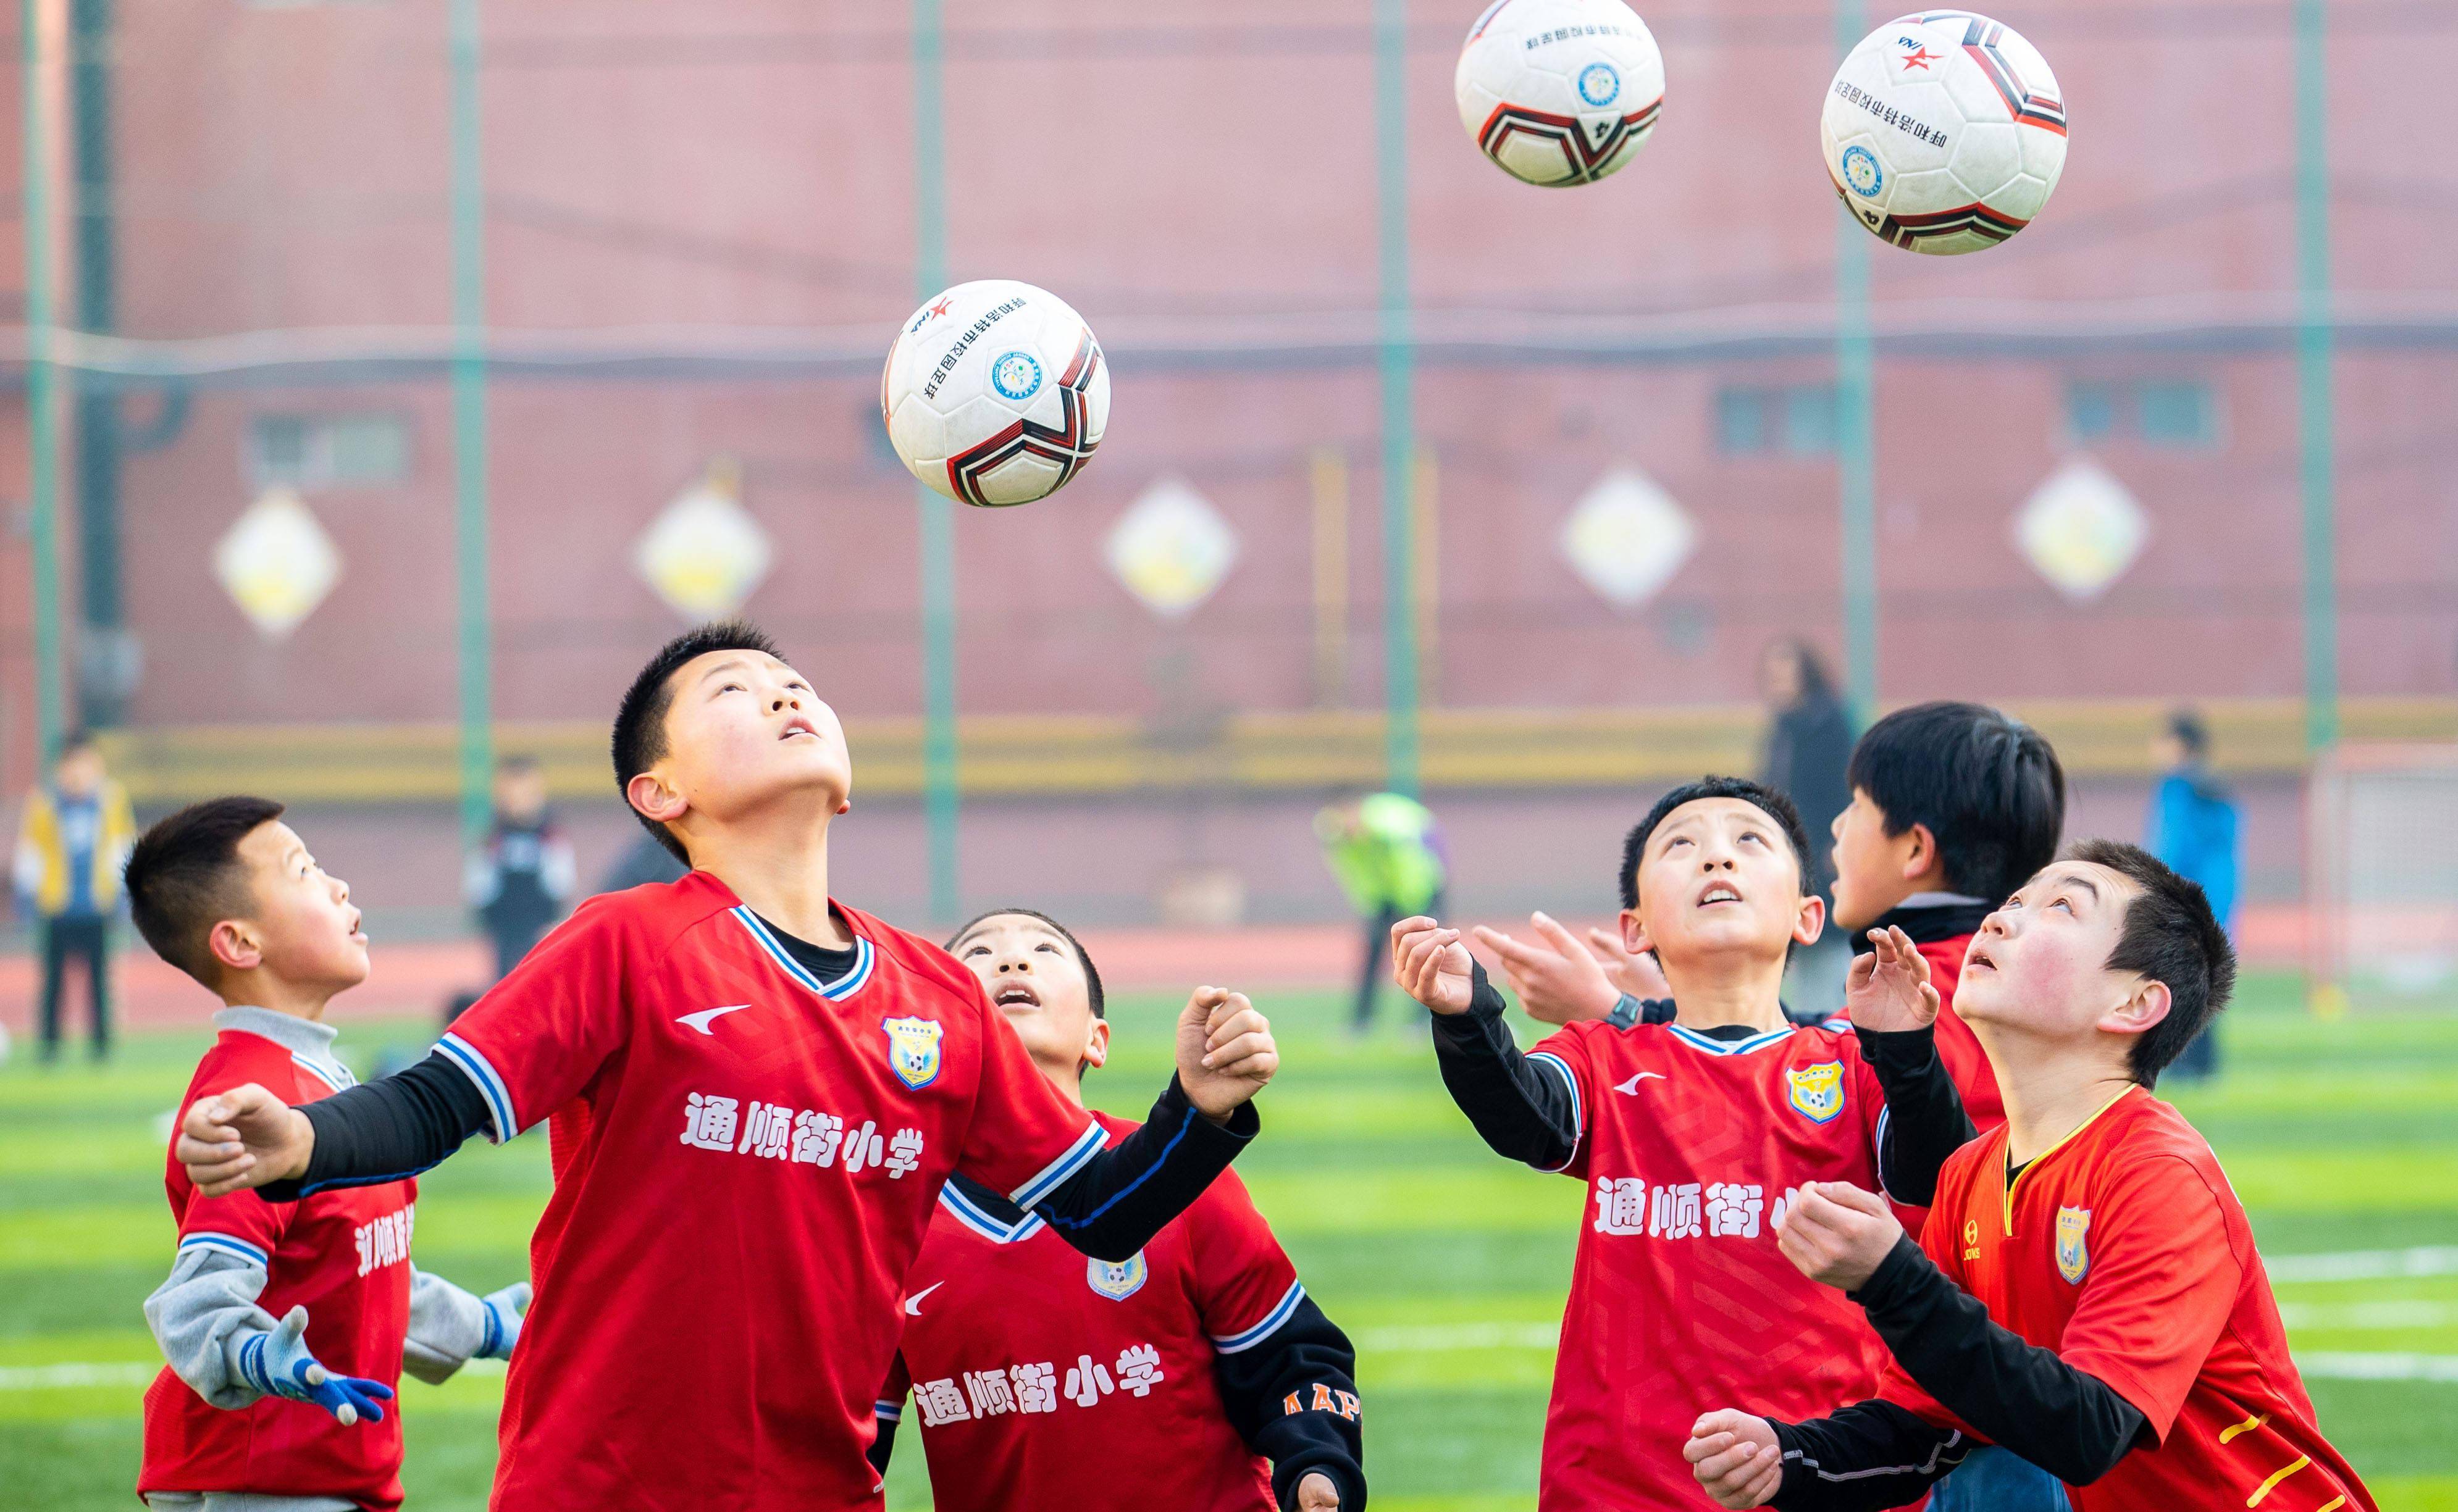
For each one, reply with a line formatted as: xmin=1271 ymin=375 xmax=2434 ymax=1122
xmin=440 ymin=872 xmax=1114 ymax=1512
xmin=880 ymin=1111 xmax=1298 ymax=1512
xmin=141 ymin=1030 xmax=416 ymax=1511
xmin=1883 ymin=1087 xmax=2374 ymax=1512
xmin=1533 ymin=1016 xmax=1899 ymax=1510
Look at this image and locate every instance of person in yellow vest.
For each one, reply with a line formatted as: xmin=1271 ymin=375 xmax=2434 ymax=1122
xmin=1315 ymin=791 xmax=1446 ymax=1034
xmin=12 ymin=732 xmax=138 ymax=1062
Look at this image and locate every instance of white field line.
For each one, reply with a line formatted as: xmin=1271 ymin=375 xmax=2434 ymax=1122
xmin=2268 ymin=1246 xmax=2458 ymax=1284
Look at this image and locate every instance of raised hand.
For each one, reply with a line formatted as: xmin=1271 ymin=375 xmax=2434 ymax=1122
xmin=1773 ymin=1180 xmax=1905 ymax=1291
xmin=1586 ymin=924 xmax=1671 ymax=1003
xmin=177 ymin=1084 xmax=316 ymax=1198
xmin=1295 ymin=1471 xmax=1342 ymax=1509
xmin=243 ymin=1306 xmax=395 ymax=1426
xmin=1388 ymin=916 xmax=1475 ymax=1016
xmin=1844 ymin=925 xmax=1940 ymax=1034
xmin=1684 ymin=1410 xmax=1784 ymax=1508
xmin=1472 ymin=912 xmax=1618 ymax=1026
xmin=1177 ymin=987 xmax=1278 ymax=1121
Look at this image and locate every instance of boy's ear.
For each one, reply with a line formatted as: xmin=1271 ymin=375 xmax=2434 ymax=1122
xmin=1898 ymin=821 xmax=1945 ymax=886
xmin=1081 ymin=1017 xmax=1111 ymax=1073
xmin=1792 ymin=893 xmax=1827 ymax=947
xmin=626 ymin=769 xmax=688 ymax=828
xmin=1620 ymin=907 xmax=1653 ymax=960
xmin=207 ymin=919 xmax=263 ymax=976
xmin=2100 ymin=978 xmax=2173 ymax=1040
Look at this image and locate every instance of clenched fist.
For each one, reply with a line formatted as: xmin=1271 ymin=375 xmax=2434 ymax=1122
xmin=177 ymin=1084 xmax=315 ymax=1198
xmin=1684 ymin=1409 xmax=1784 ymax=1508
xmin=1177 ymin=987 xmax=1278 ymax=1121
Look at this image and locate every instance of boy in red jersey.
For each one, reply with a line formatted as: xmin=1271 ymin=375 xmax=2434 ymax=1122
xmin=127 ymin=798 xmax=526 ymax=1512
xmin=172 ymin=623 xmax=1281 ymax=1512
xmin=1389 ymin=775 xmax=1975 ymax=1511
xmin=1684 ymin=841 xmax=2375 ymax=1512
xmin=870 ymin=909 xmax=1365 ymax=1512
xmin=1490 ymin=703 xmax=2063 ymax=1137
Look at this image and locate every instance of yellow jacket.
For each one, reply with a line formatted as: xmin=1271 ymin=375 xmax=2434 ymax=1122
xmin=12 ymin=781 xmax=137 ymax=917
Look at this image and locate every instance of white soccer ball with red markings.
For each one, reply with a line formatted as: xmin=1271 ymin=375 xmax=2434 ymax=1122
xmin=1821 ymin=11 xmax=2067 ymax=254
xmin=882 ymin=280 xmax=1109 ymax=507
xmin=1454 ymin=0 xmax=1666 ymax=188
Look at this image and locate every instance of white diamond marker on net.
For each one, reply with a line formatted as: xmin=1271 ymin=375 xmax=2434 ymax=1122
xmin=215 ymin=488 xmax=342 ymax=639
xmin=1105 ymin=476 xmax=1239 ymax=619
xmin=1561 ymin=466 xmax=1695 ymax=609
xmin=635 ymin=459 xmax=773 ymax=619
xmin=2015 ymin=457 xmax=2149 ymax=601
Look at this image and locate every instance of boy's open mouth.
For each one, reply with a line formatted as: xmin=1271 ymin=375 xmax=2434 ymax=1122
xmin=1966 ymin=946 xmax=1997 ymax=972
xmin=1697 ymin=884 xmax=1743 ymax=908
xmin=994 ymin=982 xmax=1041 ymax=1009
xmin=780 ymin=716 xmax=819 ymax=741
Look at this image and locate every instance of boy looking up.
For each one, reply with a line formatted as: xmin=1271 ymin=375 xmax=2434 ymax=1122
xmin=1683 ymin=842 xmax=2373 ymax=1512
xmin=1390 ymin=776 xmax=1973 ymax=1510
xmin=126 ymin=798 xmax=525 ymax=1512
xmin=173 ymin=624 xmax=1281 ymax=1512
xmin=874 ymin=909 xmax=1365 ymax=1512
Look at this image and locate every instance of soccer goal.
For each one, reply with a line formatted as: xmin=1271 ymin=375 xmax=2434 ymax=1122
xmin=2307 ymin=743 xmax=2458 ymax=1013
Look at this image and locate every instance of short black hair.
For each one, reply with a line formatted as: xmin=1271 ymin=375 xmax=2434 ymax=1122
xmin=2165 ymin=707 xmax=2210 ymax=759
xmin=611 ymin=620 xmax=782 ymax=864
xmin=124 ymin=796 xmax=288 ymax=988
xmin=1769 ymin=638 xmax=1834 ymax=701
xmin=1619 ymin=775 xmax=1812 ymax=911
xmin=57 ymin=728 xmax=96 ymax=758
xmin=2063 ymin=839 xmax=2236 ymax=1087
xmin=947 ymin=907 xmax=1105 ymax=1021
xmin=1848 ymin=701 xmax=2065 ymax=904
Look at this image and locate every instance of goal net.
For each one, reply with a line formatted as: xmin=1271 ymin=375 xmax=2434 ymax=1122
xmin=2307 ymin=743 xmax=2458 ymax=1013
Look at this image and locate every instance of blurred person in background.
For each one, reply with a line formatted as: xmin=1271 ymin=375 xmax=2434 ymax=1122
xmin=1316 ymin=792 xmax=1446 ymax=1034
xmin=2144 ymin=708 xmax=2238 ymax=1084
xmin=463 ymin=755 xmax=576 ymax=984
xmin=11 ymin=731 xmax=136 ymax=1063
xmin=1760 ymin=638 xmax=1857 ymax=1022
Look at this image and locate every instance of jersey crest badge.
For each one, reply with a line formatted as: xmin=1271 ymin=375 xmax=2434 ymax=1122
xmin=1086 ymin=1251 xmax=1147 ymax=1301
xmin=882 ymin=1016 xmax=944 ymax=1090
xmin=1784 ymin=1060 xmax=1846 ymax=1124
xmin=2055 ymin=1205 xmax=2092 ymax=1284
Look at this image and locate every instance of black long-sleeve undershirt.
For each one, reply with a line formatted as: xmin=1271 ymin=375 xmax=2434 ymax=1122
xmin=1427 ymin=963 xmax=1971 ymax=1203
xmin=1766 ymin=1235 xmax=2151 ymax=1510
xmin=264 ymin=916 xmax=1259 ymax=1263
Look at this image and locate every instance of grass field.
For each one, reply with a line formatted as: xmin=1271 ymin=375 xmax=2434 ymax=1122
xmin=4 ymin=969 xmax=2454 ymax=1510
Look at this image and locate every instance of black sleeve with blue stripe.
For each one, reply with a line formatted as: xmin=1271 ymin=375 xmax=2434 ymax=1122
xmin=1427 ymin=961 xmax=1582 ymax=1172
xmin=1215 ymin=1289 xmax=1369 ymax=1511
xmin=1029 ymin=1074 xmax=1259 ymax=1264
xmin=258 ymin=1055 xmax=496 ymax=1202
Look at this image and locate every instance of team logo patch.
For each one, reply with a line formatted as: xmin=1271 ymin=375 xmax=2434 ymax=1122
xmin=1577 ymin=61 xmax=1621 ymax=107
xmin=1842 ymin=144 xmax=1884 ymax=198
xmin=989 ymin=350 xmax=1044 ymax=402
xmin=1086 ymin=1251 xmax=1147 ymax=1301
xmin=2055 ymin=1206 xmax=2092 ymax=1284
xmin=1785 ymin=1061 xmax=1847 ymax=1124
xmin=881 ymin=1016 xmax=944 ymax=1090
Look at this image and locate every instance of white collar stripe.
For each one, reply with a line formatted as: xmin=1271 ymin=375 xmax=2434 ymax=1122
xmin=731 ymin=908 xmax=873 ymax=1001
xmin=1212 ymin=1281 xmax=1307 ymax=1354
xmin=1666 ymin=1023 xmax=1797 ymax=1057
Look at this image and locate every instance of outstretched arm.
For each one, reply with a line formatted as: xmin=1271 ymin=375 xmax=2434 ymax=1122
xmin=1847 ymin=927 xmax=1974 ymax=1206
xmin=1394 ymin=918 xmax=1582 ymax=1171
xmin=402 ymin=1271 xmax=531 ymax=1385
xmin=177 ymin=1055 xmax=496 ymax=1201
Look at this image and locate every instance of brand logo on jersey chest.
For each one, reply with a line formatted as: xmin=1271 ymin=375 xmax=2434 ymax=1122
xmin=1087 ymin=1251 xmax=1147 ymax=1301
xmin=1784 ymin=1060 xmax=1846 ymax=1124
xmin=882 ymin=1016 xmax=944 ymax=1090
xmin=2055 ymin=1205 xmax=2092 ymax=1284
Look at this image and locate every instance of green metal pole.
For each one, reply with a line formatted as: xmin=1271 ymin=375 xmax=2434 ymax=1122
xmin=2295 ymin=0 xmax=2336 ymax=754
xmin=913 ymin=0 xmax=959 ymax=920
xmin=1834 ymin=0 xmax=1877 ymax=722
xmin=448 ymin=0 xmax=493 ymax=839
xmin=21 ymin=0 xmax=64 ymax=767
xmin=1374 ymin=0 xmax=1419 ymax=798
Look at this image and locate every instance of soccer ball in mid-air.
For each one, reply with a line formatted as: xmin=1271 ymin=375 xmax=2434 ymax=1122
xmin=1821 ymin=11 xmax=2066 ymax=254
xmin=1454 ymin=0 xmax=1665 ymax=188
xmin=882 ymin=280 xmax=1109 ymax=507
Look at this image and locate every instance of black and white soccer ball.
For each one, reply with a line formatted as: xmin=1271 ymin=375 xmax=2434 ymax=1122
xmin=882 ymin=280 xmax=1109 ymax=507
xmin=1454 ymin=0 xmax=1666 ymax=188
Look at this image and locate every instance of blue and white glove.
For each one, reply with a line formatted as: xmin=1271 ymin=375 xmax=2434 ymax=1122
xmin=240 ymin=1306 xmax=395 ymax=1426
xmin=476 ymin=1282 xmax=531 ymax=1361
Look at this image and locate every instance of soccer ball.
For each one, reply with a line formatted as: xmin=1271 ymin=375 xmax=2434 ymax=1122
xmin=1454 ymin=0 xmax=1665 ymax=188
xmin=881 ymin=280 xmax=1109 ymax=507
xmin=1821 ymin=11 xmax=2067 ymax=254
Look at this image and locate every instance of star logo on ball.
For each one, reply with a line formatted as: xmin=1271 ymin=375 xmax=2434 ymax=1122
xmin=1898 ymin=44 xmax=1939 ymax=71
xmin=926 ymin=297 xmax=952 ymax=319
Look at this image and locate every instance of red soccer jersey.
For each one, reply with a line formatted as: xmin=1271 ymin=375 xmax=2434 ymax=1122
xmin=438 ymin=873 xmax=1117 ymax=1512
xmin=1881 ymin=1087 xmax=2374 ymax=1512
xmin=141 ymin=1026 xmax=417 ymax=1512
xmin=878 ymin=1111 xmax=1304 ymax=1512
xmin=1531 ymin=1017 xmax=1902 ymax=1511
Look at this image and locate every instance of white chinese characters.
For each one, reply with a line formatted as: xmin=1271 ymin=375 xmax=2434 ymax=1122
xmin=913 ymin=1345 xmax=1167 ymax=1426
xmin=1593 ymin=1177 xmax=1802 ymax=1242
xmin=680 ymin=1090 xmax=921 ymax=1179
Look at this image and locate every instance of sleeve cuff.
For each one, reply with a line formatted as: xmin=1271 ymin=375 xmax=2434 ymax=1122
xmin=1854 ymin=1023 xmax=1940 ymax=1071
xmin=1275 ymin=1453 xmax=1367 ymax=1512
xmin=1160 ymin=1072 xmax=1262 ymax=1145
xmin=1848 ymin=1233 xmax=1933 ymax=1309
